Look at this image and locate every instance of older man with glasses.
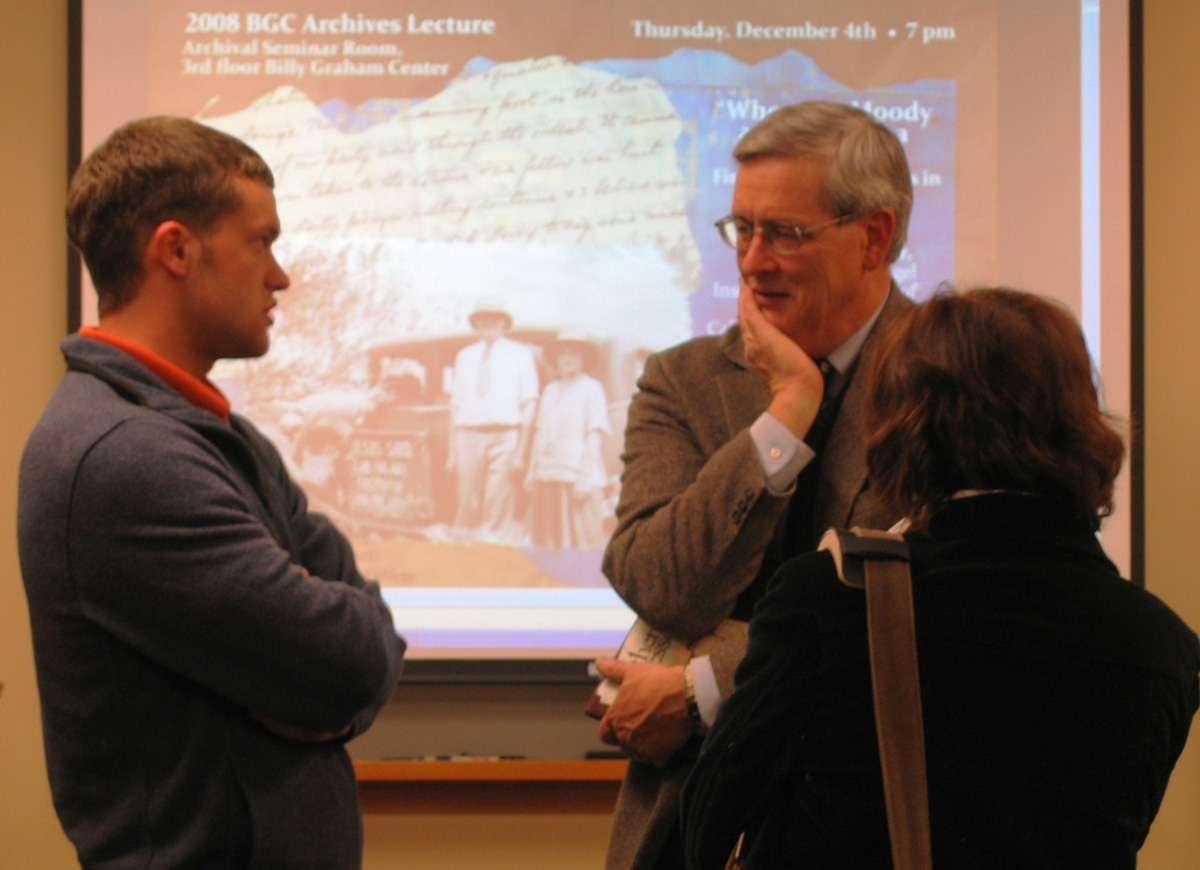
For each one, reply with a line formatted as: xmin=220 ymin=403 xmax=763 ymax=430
xmin=595 ymin=101 xmax=918 ymax=870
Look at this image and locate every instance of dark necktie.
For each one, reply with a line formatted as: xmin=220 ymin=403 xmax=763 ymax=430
xmin=732 ymin=360 xmax=842 ymax=619
xmin=475 ymin=342 xmax=492 ymax=396
xmin=782 ymin=359 xmax=839 ymax=558
xmin=804 ymin=359 xmax=839 ymax=453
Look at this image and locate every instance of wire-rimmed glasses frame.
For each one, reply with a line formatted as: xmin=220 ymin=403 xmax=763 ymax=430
xmin=713 ymin=213 xmax=858 ymax=256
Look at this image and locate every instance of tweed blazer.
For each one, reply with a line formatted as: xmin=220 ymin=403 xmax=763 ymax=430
xmin=601 ymin=286 xmax=914 ymax=870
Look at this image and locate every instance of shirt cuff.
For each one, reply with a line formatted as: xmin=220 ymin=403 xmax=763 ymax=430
xmin=750 ymin=412 xmax=814 ymax=495
xmin=687 ymin=655 xmax=723 ymax=729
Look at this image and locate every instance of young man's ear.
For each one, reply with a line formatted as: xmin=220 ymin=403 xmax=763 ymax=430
xmin=147 ymin=221 xmax=194 ymax=279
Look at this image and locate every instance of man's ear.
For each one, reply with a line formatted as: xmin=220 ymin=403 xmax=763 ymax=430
xmin=861 ymin=208 xmax=898 ymax=272
xmin=147 ymin=221 xmax=195 ymax=279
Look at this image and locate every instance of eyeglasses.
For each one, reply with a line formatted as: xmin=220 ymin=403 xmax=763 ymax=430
xmin=713 ymin=213 xmax=856 ymax=256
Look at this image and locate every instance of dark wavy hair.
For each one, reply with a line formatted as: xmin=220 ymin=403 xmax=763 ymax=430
xmin=67 ymin=116 xmax=273 ymax=313
xmin=863 ymin=287 xmax=1125 ymax=531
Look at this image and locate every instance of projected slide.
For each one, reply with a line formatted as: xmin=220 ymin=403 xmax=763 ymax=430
xmin=79 ymin=1 xmax=1127 ymax=659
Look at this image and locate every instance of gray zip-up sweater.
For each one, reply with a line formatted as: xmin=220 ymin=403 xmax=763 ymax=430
xmin=18 ymin=335 xmax=405 ymax=869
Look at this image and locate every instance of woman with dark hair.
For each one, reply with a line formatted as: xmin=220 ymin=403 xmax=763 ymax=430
xmin=680 ymin=287 xmax=1199 ymax=870
xmin=864 ymin=287 xmax=1123 ymax=533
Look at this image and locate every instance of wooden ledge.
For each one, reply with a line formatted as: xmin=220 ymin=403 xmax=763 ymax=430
xmin=355 ymin=759 xmax=629 ymax=814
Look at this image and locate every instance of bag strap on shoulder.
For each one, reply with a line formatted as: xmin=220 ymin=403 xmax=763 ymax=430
xmin=819 ymin=526 xmax=911 ymax=588
xmin=818 ymin=527 xmax=931 ymax=870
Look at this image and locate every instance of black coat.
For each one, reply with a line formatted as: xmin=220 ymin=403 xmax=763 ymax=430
xmin=681 ymin=493 xmax=1200 ymax=870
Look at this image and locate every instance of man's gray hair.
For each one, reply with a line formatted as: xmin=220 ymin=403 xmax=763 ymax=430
xmin=734 ymin=101 xmax=913 ymax=263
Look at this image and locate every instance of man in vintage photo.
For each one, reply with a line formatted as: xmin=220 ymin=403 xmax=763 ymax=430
xmin=447 ymin=298 xmax=540 ymax=543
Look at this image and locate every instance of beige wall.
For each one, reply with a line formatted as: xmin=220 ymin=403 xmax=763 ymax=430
xmin=0 ymin=2 xmax=79 ymax=867
xmin=3 ymin=2 xmax=1199 ymax=867
xmin=1135 ymin=2 xmax=1200 ymax=867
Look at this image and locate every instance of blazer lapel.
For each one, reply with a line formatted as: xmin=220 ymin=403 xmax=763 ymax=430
xmin=815 ymin=285 xmax=915 ymax=530
xmin=815 ymin=359 xmax=869 ymax=529
xmin=715 ymin=326 xmax=771 ymax=436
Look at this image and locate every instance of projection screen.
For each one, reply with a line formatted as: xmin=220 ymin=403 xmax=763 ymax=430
xmin=72 ymin=0 xmax=1136 ymax=671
